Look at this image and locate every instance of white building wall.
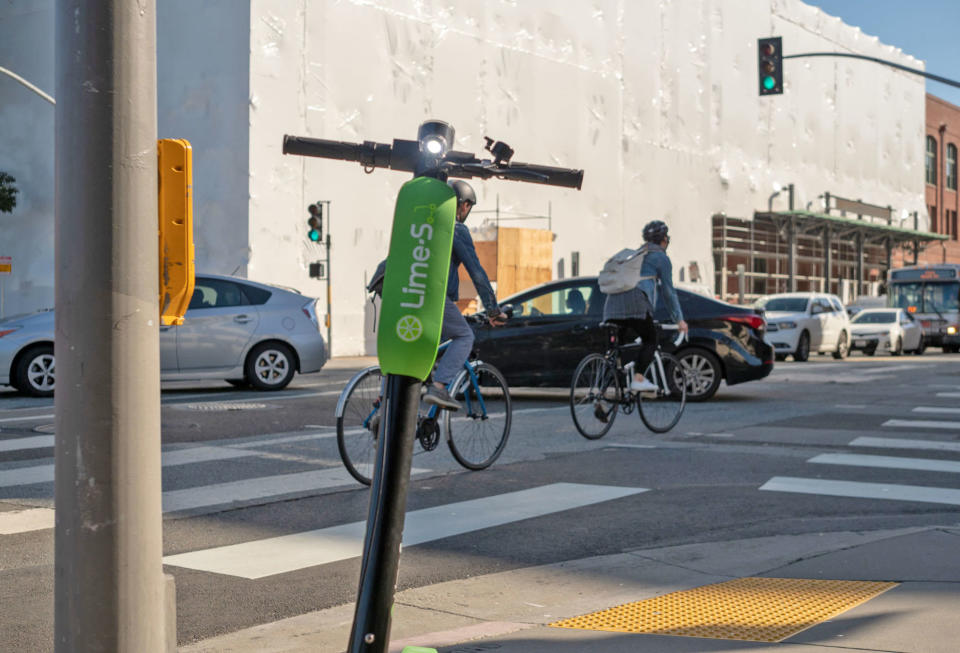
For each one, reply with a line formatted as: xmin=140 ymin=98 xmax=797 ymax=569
xmin=253 ymin=0 xmax=926 ymax=355
xmin=0 ymin=0 xmax=927 ymax=357
xmin=0 ymin=0 xmax=55 ymax=317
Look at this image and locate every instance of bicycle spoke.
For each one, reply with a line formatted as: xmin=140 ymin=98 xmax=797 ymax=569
xmin=446 ymin=363 xmax=511 ymax=470
xmin=570 ymin=354 xmax=620 ymax=439
xmin=637 ymin=353 xmax=686 ymax=433
xmin=337 ymin=367 xmax=384 ymax=485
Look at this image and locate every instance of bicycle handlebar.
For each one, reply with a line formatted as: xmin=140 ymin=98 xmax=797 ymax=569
xmin=282 ymin=134 xmax=584 ymax=190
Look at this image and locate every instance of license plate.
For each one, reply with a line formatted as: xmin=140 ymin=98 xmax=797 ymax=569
xmin=854 ymin=339 xmax=867 ymax=347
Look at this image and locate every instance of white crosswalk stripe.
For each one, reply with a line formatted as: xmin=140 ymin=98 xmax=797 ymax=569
xmin=760 ymin=477 xmax=960 ymax=506
xmin=162 ymin=483 xmax=647 ymax=579
xmin=809 ymin=453 xmax=960 ymax=474
xmin=882 ymin=418 xmax=960 ymax=430
xmin=850 ymin=436 xmax=960 ymax=453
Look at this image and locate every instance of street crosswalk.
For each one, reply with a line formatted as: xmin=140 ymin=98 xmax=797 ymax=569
xmin=761 ymin=396 xmax=960 ymax=507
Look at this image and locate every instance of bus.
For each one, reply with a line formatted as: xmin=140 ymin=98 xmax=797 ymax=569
xmin=886 ymin=263 xmax=960 ymax=352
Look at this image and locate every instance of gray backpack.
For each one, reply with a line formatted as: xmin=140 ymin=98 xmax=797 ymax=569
xmin=598 ymin=246 xmax=654 ymax=294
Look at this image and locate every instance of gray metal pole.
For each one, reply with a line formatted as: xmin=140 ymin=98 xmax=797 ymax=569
xmin=787 ymin=219 xmax=797 ymax=292
xmin=824 ymin=228 xmax=832 ymax=294
xmin=55 ymin=2 xmax=169 ymax=651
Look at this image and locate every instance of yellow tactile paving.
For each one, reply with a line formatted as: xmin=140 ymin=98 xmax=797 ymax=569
xmin=549 ymin=577 xmax=898 ymax=642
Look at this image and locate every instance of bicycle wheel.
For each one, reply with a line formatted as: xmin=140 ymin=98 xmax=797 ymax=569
xmin=445 ymin=363 xmax=511 ymax=470
xmin=569 ymin=353 xmax=621 ymax=440
xmin=336 ymin=366 xmax=384 ymax=485
xmin=637 ymin=352 xmax=686 ymax=433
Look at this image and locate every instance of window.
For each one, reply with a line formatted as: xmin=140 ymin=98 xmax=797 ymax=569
xmin=948 ymin=143 xmax=958 ymax=191
xmin=512 ymin=284 xmax=598 ymax=317
xmin=240 ymin=283 xmax=272 ymax=305
xmin=926 ymin=135 xmax=938 ymax=185
xmin=829 ymin=297 xmax=843 ymax=312
xmin=188 ymin=279 xmax=250 ymax=309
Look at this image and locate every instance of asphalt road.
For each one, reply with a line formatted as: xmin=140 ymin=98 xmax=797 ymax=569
xmin=2 ymin=352 xmax=960 ymax=650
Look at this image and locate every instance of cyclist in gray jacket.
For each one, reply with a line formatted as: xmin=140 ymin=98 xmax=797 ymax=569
xmin=603 ymin=220 xmax=688 ymax=391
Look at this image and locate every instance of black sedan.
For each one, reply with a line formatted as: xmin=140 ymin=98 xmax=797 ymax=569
xmin=471 ymin=276 xmax=773 ymax=401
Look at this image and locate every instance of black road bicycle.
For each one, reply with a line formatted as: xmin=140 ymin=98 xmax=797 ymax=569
xmin=570 ymin=321 xmax=688 ymax=437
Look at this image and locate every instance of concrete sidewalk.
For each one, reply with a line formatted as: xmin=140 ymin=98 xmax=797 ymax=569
xmin=181 ymin=524 xmax=960 ymax=653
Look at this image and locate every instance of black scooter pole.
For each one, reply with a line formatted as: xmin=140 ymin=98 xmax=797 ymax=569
xmin=347 ymin=374 xmax=421 ymax=652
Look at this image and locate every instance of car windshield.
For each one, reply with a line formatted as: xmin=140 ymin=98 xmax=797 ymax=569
xmin=757 ymin=297 xmax=808 ymax=312
xmin=852 ymin=311 xmax=897 ymax=324
xmin=888 ymin=281 xmax=960 ymax=313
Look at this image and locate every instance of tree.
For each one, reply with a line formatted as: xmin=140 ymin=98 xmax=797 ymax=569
xmin=0 ymin=172 xmax=18 ymax=214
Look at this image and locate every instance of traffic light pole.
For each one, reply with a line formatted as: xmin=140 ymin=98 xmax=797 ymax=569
xmin=783 ymin=52 xmax=960 ymax=90
xmin=55 ymin=2 xmax=172 ymax=651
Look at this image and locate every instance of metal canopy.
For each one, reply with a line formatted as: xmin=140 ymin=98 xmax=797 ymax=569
xmin=759 ymin=210 xmax=948 ymax=244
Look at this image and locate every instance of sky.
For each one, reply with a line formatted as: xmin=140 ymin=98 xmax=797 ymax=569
xmin=803 ymin=0 xmax=960 ymax=107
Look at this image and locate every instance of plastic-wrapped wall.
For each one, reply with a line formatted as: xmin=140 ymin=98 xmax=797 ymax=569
xmin=0 ymin=0 xmax=926 ymax=356
xmin=252 ymin=0 xmax=925 ymax=355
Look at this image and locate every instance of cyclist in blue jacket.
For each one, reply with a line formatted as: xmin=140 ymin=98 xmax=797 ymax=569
xmin=424 ymin=180 xmax=507 ymax=410
xmin=603 ymin=220 xmax=688 ymax=391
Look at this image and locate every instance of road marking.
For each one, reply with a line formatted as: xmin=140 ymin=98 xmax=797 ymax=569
xmin=161 ymin=466 xmax=388 ymax=513
xmin=0 ymin=435 xmax=54 ymax=452
xmin=882 ymin=419 xmax=960 ymax=430
xmin=0 ymin=507 xmax=55 ymax=535
xmin=809 ymin=453 xmax=960 ymax=474
xmin=936 ymin=392 xmax=960 ymax=398
xmin=0 ymin=445 xmax=262 ymax=488
xmin=0 ymin=413 xmax=54 ymax=423
xmin=760 ymin=476 xmax=960 ymax=506
xmin=850 ymin=436 xmax=960 ymax=453
xmin=163 ymin=483 xmax=647 ymax=579
xmin=834 ymin=404 xmax=867 ymax=409
xmin=605 ymin=443 xmax=657 ymax=449
xmin=913 ymin=406 xmax=960 ymax=415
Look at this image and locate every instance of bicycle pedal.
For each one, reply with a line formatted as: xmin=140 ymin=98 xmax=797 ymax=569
xmin=593 ymin=404 xmax=609 ymax=423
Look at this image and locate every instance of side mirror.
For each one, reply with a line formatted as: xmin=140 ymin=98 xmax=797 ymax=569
xmin=502 ymin=304 xmax=515 ymax=318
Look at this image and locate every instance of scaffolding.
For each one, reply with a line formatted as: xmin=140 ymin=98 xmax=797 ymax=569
xmin=713 ymin=210 xmax=948 ymax=305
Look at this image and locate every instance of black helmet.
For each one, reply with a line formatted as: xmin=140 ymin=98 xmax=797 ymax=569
xmin=642 ymin=220 xmax=669 ymax=243
xmin=448 ymin=180 xmax=476 ymax=206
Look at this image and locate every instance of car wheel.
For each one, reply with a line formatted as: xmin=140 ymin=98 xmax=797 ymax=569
xmin=891 ymin=337 xmax=903 ymax=356
xmin=15 ymin=345 xmax=55 ymax=397
xmin=943 ymin=345 xmax=960 ymax=354
xmin=675 ymin=348 xmax=722 ymax=402
xmin=832 ymin=331 xmax=849 ymax=360
xmin=865 ymin=346 xmax=877 ymax=356
xmin=913 ymin=339 xmax=926 ymax=355
xmin=244 ymin=342 xmax=296 ymax=391
xmin=774 ymin=353 xmax=787 ymax=362
xmin=793 ymin=331 xmax=810 ymax=362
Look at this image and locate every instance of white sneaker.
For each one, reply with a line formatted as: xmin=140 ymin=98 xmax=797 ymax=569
xmin=630 ymin=377 xmax=658 ymax=392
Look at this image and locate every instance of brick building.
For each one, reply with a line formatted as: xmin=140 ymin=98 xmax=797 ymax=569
xmin=916 ymin=94 xmax=960 ymax=264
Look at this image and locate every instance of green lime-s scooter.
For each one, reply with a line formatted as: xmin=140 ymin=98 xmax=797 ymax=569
xmin=283 ymin=120 xmax=583 ymax=653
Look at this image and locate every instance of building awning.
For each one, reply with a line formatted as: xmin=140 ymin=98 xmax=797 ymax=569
xmin=756 ymin=210 xmax=948 ymax=244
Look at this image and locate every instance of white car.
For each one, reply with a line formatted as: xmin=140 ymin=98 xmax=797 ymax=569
xmin=849 ymin=308 xmax=924 ymax=356
xmin=757 ymin=292 xmax=851 ymax=362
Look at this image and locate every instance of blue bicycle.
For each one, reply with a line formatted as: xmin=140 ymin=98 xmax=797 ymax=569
xmin=335 ymin=317 xmax=512 ymax=486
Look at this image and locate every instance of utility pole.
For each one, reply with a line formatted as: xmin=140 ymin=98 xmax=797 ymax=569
xmin=55 ymin=2 xmax=171 ymax=651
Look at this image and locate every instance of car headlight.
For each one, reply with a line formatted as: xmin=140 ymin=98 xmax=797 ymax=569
xmin=778 ymin=321 xmax=797 ymax=329
xmin=879 ymin=331 xmax=889 ymax=336
xmin=948 ymin=325 xmax=958 ymax=335
xmin=0 ymin=327 xmax=21 ymax=338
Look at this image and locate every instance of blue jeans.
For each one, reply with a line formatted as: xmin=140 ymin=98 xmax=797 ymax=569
xmin=434 ymin=298 xmax=474 ymax=385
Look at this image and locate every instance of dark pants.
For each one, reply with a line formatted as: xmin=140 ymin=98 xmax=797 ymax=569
xmin=609 ymin=317 xmax=657 ymax=375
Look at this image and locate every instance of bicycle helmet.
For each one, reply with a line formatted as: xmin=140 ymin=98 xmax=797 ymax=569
xmin=642 ymin=220 xmax=669 ymax=243
xmin=448 ymin=180 xmax=476 ymax=207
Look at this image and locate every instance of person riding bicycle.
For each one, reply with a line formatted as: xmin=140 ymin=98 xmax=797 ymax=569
xmin=423 ymin=180 xmax=508 ymax=411
xmin=603 ymin=219 xmax=688 ymax=392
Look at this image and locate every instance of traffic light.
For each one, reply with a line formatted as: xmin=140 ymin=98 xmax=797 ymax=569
xmin=307 ymin=203 xmax=323 ymax=242
xmin=158 ymin=138 xmax=195 ymax=326
xmin=758 ymin=37 xmax=783 ymax=96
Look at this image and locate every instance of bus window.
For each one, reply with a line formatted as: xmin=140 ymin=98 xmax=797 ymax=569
xmin=923 ymin=282 xmax=960 ymax=312
xmin=888 ymin=282 xmax=922 ymax=311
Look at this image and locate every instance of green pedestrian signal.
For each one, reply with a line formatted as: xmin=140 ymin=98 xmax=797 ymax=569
xmin=758 ymin=37 xmax=783 ymax=96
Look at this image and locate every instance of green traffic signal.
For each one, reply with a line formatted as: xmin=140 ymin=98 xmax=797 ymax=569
xmin=763 ymin=76 xmax=776 ymax=90
xmin=757 ymin=36 xmax=783 ymax=96
xmin=308 ymin=228 xmax=321 ymax=242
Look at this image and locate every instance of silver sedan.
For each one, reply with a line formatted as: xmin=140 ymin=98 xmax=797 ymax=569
xmin=0 ymin=274 xmax=327 ymax=396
